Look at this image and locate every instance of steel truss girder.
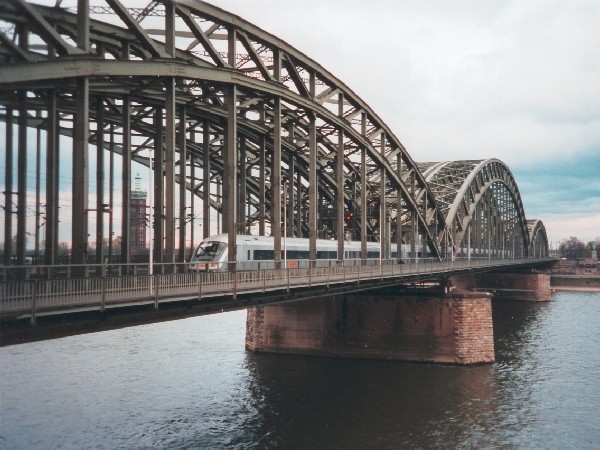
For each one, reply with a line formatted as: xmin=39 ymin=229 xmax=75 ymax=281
xmin=420 ymin=159 xmax=547 ymax=257
xmin=0 ymin=1 xmax=496 ymax=261
xmin=0 ymin=57 xmax=443 ymax=252
xmin=527 ymin=219 xmax=548 ymax=258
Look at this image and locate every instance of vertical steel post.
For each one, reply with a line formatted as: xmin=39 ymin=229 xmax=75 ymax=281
xmin=202 ymin=120 xmax=211 ymax=239
xmin=226 ymin=84 xmax=238 ymax=271
xmin=153 ymin=106 xmax=163 ymax=264
xmin=336 ymin=94 xmax=345 ymax=261
xmin=258 ymin=133 xmax=266 ymax=236
xmin=269 ymin=46 xmax=282 ymax=262
xmin=4 ymin=109 xmax=13 ymax=266
xmin=96 ymin=98 xmax=105 ymax=264
xmin=34 ymin=124 xmax=41 ymax=264
xmin=121 ymin=96 xmax=131 ymax=265
xmin=410 ymin=172 xmax=417 ymax=261
xmin=396 ymin=152 xmax=403 ymax=260
xmin=178 ymin=106 xmax=187 ymax=263
xmin=422 ymin=191 xmax=428 ymax=259
xmin=44 ymin=89 xmax=59 ymax=265
xmin=238 ymin=136 xmax=247 ymax=233
xmin=379 ymin=133 xmax=387 ymax=261
xmin=360 ymin=112 xmax=367 ymax=260
xmin=165 ymin=77 xmax=176 ymax=266
xmin=77 ymin=0 xmax=89 ymax=52
xmin=165 ymin=1 xmax=175 ymax=57
xmin=17 ymin=91 xmax=27 ymax=266
xmin=108 ymin=125 xmax=114 ymax=264
xmin=75 ymin=0 xmax=90 ymax=266
xmin=287 ymin=154 xmax=295 ymax=238
xmin=190 ymin=131 xmax=196 ymax=248
xmin=72 ymin=78 xmax=89 ymax=266
xmin=272 ymin=96 xmax=282 ymax=268
xmin=295 ymin=170 xmax=302 ymax=238
xmin=308 ymin=72 xmax=317 ymax=265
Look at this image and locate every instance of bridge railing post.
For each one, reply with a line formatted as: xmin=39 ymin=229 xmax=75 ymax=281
xmin=197 ymin=271 xmax=202 ymax=300
xmin=233 ymin=269 xmax=238 ymax=300
xmin=100 ymin=275 xmax=106 ymax=312
xmin=30 ymin=280 xmax=37 ymax=326
xmin=154 ymin=275 xmax=159 ymax=309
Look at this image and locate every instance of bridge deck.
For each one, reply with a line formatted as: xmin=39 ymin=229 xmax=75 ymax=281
xmin=1 ymin=258 xmax=550 ymax=324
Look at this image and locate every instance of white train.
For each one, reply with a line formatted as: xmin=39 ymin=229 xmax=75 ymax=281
xmin=189 ymin=234 xmax=423 ymax=271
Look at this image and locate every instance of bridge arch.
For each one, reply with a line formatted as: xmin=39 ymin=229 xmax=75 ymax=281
xmin=0 ymin=0 xmax=447 ymax=267
xmin=528 ymin=219 xmax=549 ymax=258
xmin=420 ymin=159 xmax=530 ymax=259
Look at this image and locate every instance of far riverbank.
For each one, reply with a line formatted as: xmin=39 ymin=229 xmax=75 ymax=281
xmin=550 ymin=258 xmax=599 ymax=292
xmin=551 ymin=275 xmax=600 ymax=292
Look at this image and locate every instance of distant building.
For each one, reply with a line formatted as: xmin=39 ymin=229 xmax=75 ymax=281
xmin=130 ymin=174 xmax=147 ymax=254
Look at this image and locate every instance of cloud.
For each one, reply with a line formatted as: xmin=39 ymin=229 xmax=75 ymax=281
xmin=543 ymin=213 xmax=600 ymax=245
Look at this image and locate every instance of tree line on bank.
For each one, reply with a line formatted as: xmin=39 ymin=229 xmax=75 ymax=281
xmin=558 ymin=236 xmax=600 ymax=259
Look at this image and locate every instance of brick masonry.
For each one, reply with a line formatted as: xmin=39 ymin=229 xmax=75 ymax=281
xmin=450 ymin=272 xmax=552 ymax=302
xmin=245 ymin=290 xmax=495 ymax=365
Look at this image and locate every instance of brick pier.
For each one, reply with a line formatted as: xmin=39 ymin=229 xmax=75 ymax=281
xmin=245 ymin=289 xmax=495 ymax=365
xmin=450 ymin=271 xmax=552 ymax=302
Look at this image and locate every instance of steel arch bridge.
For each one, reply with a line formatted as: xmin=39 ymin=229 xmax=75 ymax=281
xmin=0 ymin=0 xmax=548 ymax=269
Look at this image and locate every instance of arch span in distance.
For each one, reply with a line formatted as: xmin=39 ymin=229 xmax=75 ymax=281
xmin=0 ymin=0 xmax=548 ymax=267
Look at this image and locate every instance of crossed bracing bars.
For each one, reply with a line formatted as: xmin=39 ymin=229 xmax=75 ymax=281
xmin=0 ymin=0 xmax=543 ymax=266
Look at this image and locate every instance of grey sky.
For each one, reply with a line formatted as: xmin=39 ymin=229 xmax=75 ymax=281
xmin=215 ymin=0 xmax=600 ymax=243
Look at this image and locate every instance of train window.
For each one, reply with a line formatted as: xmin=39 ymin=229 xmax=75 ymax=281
xmin=254 ymin=250 xmax=274 ymax=260
xmin=317 ymin=251 xmax=337 ymax=259
xmin=194 ymin=242 xmax=225 ymax=259
xmin=367 ymin=251 xmax=380 ymax=259
xmin=391 ymin=251 xmax=397 ymax=258
xmin=287 ymin=250 xmax=309 ymax=259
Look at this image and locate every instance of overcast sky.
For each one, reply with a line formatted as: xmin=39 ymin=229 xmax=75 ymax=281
xmin=214 ymin=0 xmax=599 ymax=244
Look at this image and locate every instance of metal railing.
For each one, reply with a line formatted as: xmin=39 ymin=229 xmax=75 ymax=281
xmin=0 ymin=257 xmax=551 ymax=323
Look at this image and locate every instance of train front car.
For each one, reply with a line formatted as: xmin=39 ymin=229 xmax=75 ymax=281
xmin=189 ymin=234 xmax=229 ymax=271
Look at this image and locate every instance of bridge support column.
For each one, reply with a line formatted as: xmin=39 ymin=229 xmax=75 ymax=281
xmin=450 ymin=271 xmax=551 ymax=302
xmin=246 ymin=290 xmax=495 ymax=365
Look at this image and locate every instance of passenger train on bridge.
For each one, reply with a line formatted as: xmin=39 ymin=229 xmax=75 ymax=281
xmin=189 ymin=234 xmax=425 ymax=271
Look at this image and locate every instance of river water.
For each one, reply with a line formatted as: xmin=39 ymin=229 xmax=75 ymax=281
xmin=1 ymin=291 xmax=599 ymax=449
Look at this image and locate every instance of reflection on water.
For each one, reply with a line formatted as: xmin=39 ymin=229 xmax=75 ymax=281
xmin=1 ymin=291 xmax=599 ymax=449
xmin=241 ymin=353 xmax=501 ymax=449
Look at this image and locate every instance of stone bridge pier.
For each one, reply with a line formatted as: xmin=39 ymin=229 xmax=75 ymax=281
xmin=245 ymin=271 xmax=551 ymax=365
xmin=449 ymin=270 xmax=552 ymax=302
